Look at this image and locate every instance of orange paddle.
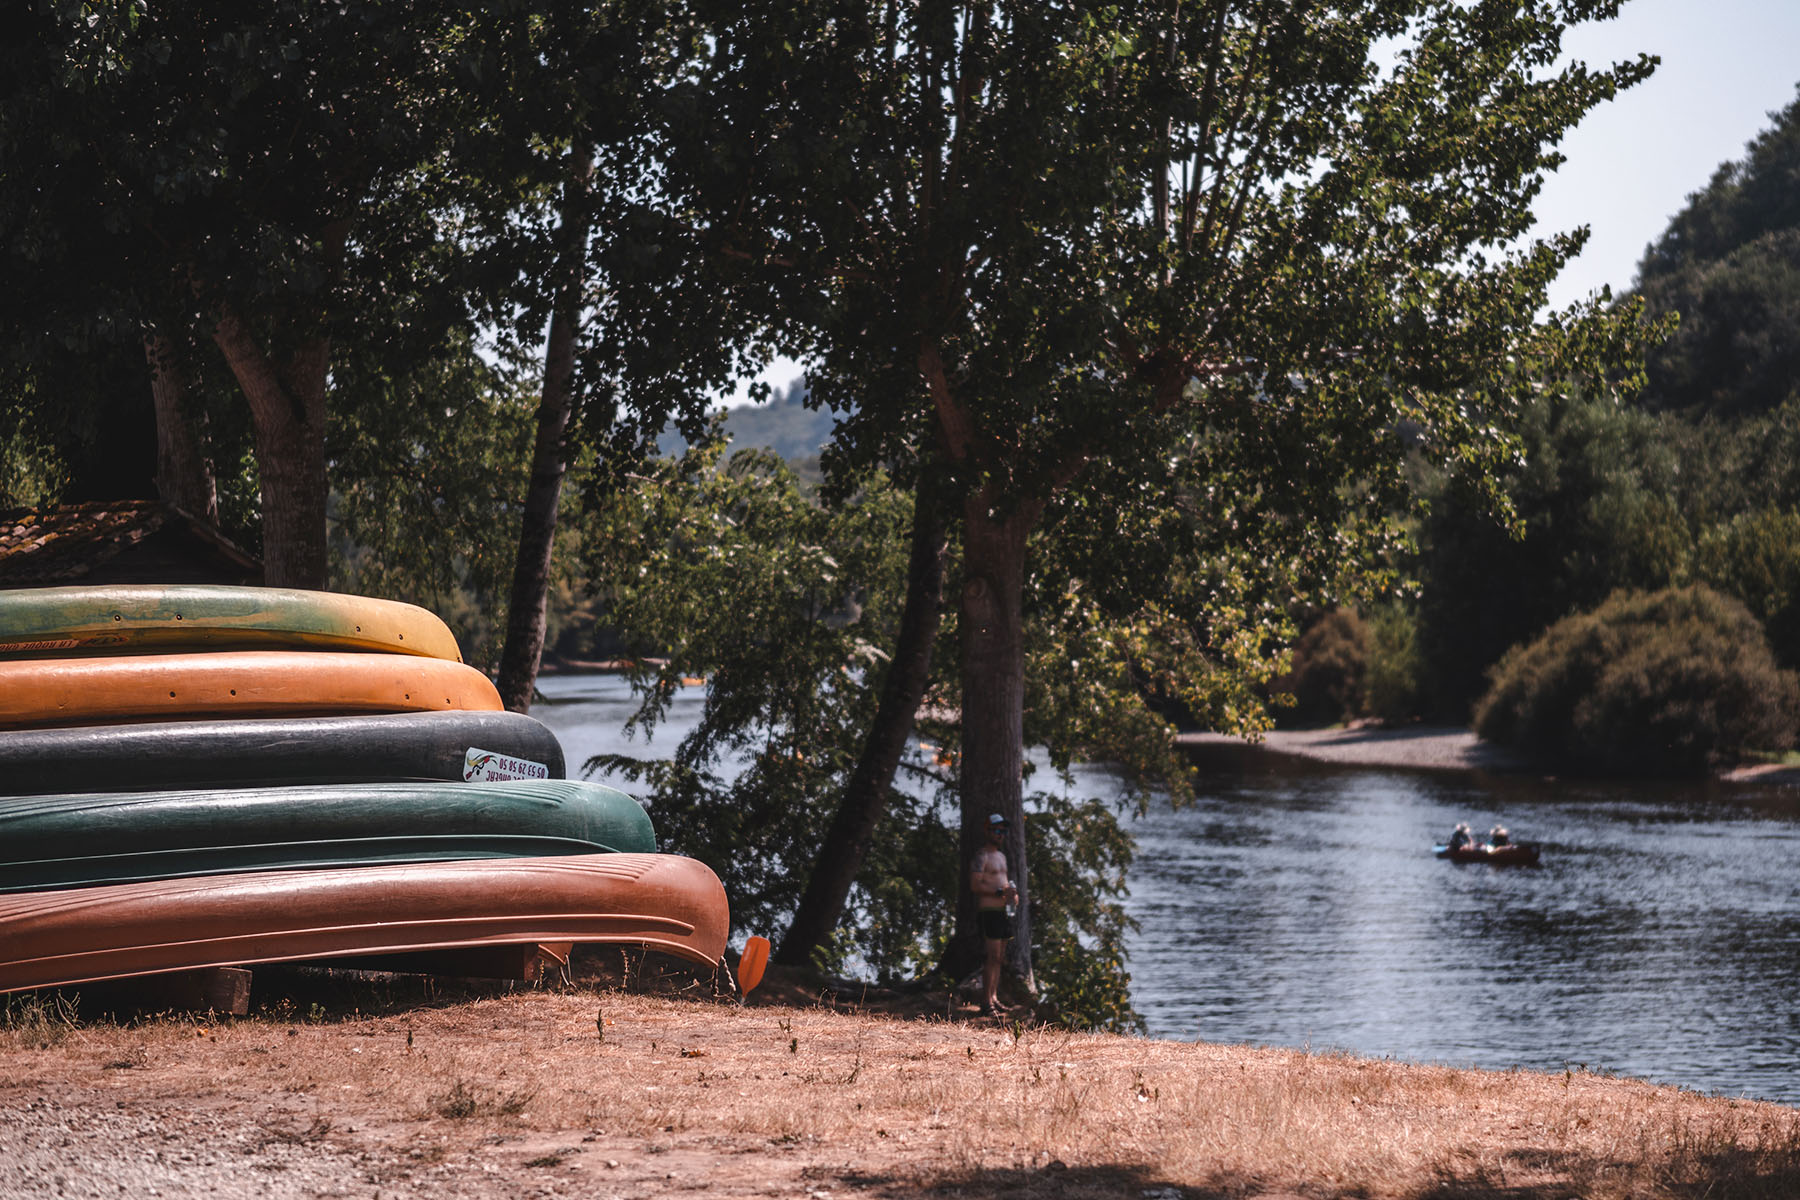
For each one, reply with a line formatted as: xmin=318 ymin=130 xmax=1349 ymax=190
xmin=738 ymin=935 xmax=771 ymax=998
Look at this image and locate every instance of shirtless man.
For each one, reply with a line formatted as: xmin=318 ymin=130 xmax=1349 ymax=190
xmin=970 ymin=812 xmax=1019 ymax=1017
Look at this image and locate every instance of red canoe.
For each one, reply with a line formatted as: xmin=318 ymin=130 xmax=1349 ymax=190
xmin=0 ymin=853 xmax=726 ymax=993
xmin=1435 ymin=842 xmax=1542 ymax=865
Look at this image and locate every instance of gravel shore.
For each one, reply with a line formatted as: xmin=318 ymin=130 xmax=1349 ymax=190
xmin=1178 ymin=724 xmax=1532 ymax=773
xmin=1181 ymin=725 xmax=1800 ymax=786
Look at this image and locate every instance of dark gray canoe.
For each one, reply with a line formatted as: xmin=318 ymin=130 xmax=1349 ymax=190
xmin=0 ymin=778 xmax=651 ymax=892
xmin=0 ymin=710 xmax=565 ymax=794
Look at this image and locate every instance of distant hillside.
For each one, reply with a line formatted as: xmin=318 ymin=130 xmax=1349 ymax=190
xmin=1633 ymin=83 xmax=1800 ymax=417
xmin=658 ymin=378 xmax=838 ymax=462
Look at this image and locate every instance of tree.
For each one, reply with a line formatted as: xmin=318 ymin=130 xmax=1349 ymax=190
xmin=0 ymin=1 xmax=499 ymax=586
xmin=1634 ymin=84 xmax=1800 ymax=418
xmin=582 ymin=443 xmax=1154 ymax=1024
xmin=666 ymin=0 xmax=1655 ymax=985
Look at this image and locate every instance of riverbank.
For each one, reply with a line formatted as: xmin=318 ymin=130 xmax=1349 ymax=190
xmin=1177 ymin=725 xmax=1533 ymax=773
xmin=5 ymin=977 xmax=1797 ymax=1200
xmin=1180 ymin=725 xmax=1800 ymax=786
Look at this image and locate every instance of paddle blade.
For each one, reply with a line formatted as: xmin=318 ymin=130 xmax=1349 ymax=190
xmin=739 ymin=935 xmax=771 ymax=997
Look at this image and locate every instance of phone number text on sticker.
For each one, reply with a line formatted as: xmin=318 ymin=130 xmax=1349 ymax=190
xmin=462 ymin=747 xmax=550 ymax=782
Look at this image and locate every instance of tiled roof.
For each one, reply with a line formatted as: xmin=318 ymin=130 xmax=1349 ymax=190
xmin=0 ymin=501 xmax=259 ymax=586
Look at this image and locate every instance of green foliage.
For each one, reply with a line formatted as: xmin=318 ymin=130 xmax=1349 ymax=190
xmin=1270 ymin=609 xmax=1369 ymax=728
xmin=579 ymin=444 xmax=916 ymax=943
xmin=577 ymin=443 xmax=1166 ymax=1027
xmin=1416 ymin=392 xmax=1693 ymax=716
xmin=1638 ymin=228 xmax=1800 ymax=419
xmin=1474 ymin=586 xmax=1798 ymax=776
xmin=1690 ymin=508 xmax=1800 ymax=670
xmin=1362 ymin=602 xmax=1428 ymax=724
xmin=1022 ymin=796 xmax=1141 ymax=1034
xmin=1635 ymin=85 xmax=1800 ymax=418
xmin=0 ymin=421 xmax=65 ymax=512
xmin=327 ymin=333 xmax=538 ymax=668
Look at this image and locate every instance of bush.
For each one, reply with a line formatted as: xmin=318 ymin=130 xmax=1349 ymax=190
xmin=1271 ymin=608 xmax=1368 ymax=727
xmin=1474 ymin=585 xmax=1798 ymax=775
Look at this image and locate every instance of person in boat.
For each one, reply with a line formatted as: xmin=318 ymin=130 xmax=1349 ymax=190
xmin=970 ymin=812 xmax=1019 ymax=1017
xmin=1489 ymin=825 xmax=1511 ymax=847
xmin=1448 ymin=823 xmax=1474 ymax=852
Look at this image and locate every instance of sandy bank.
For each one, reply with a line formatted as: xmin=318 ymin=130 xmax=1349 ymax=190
xmin=1179 ymin=725 xmax=1533 ymax=773
xmin=1180 ymin=725 xmax=1800 ymax=787
xmin=3 ymin=982 xmax=1795 ymax=1200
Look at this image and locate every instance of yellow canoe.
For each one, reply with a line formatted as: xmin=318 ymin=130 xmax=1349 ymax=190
xmin=0 ymin=651 xmax=502 ymax=729
xmin=0 ymin=584 xmax=462 ymax=662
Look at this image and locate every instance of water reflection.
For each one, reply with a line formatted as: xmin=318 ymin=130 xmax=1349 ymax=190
xmin=535 ymin=674 xmax=1800 ymax=1104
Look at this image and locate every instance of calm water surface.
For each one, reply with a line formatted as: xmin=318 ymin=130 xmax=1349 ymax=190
xmin=535 ymin=674 xmax=1800 ymax=1104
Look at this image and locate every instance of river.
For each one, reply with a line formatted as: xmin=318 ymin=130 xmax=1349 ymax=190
xmin=533 ymin=673 xmax=1800 ymax=1105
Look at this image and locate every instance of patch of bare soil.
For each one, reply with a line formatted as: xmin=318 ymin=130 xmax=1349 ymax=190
xmin=4 ymin=954 xmax=1798 ymax=1200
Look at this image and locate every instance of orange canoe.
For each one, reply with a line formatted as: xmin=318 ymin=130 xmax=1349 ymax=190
xmin=0 ymin=853 xmax=728 ymax=993
xmin=0 ymin=584 xmax=463 ymax=662
xmin=0 ymin=650 xmax=502 ymax=729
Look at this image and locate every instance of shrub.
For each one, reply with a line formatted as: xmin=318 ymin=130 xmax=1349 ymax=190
xmin=1271 ymin=608 xmax=1368 ymax=727
xmin=1474 ymin=586 xmax=1798 ymax=775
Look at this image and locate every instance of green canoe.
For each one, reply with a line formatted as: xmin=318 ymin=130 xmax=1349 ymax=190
xmin=0 ymin=779 xmax=652 ymax=893
xmin=0 ymin=584 xmax=463 ymax=661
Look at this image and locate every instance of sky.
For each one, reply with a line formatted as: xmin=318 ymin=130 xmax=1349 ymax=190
xmin=1536 ymin=0 xmax=1800 ymax=309
xmin=731 ymin=0 xmax=1800 ymax=404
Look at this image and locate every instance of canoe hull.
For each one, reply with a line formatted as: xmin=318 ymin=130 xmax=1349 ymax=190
xmin=0 ymin=584 xmax=462 ymax=661
xmin=0 ymin=651 xmax=502 ymax=729
xmin=0 ymin=853 xmax=728 ymax=992
xmin=0 ymin=778 xmax=653 ymax=892
xmin=0 ymin=710 xmax=566 ymax=794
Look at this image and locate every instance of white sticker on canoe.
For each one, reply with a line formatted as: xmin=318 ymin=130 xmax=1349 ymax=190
xmin=462 ymin=747 xmax=550 ymax=782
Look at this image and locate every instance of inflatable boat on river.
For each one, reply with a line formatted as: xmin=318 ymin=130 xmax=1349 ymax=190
xmin=0 ymin=710 xmax=565 ymax=794
xmin=0 ymin=778 xmax=651 ymax=892
xmin=1434 ymin=842 xmax=1542 ymax=865
xmin=0 ymin=853 xmax=728 ymax=993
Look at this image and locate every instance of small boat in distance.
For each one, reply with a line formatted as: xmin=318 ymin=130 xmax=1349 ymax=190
xmin=1434 ymin=841 xmax=1542 ymax=866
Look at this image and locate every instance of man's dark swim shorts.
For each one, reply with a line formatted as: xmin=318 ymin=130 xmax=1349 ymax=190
xmin=977 ymin=908 xmax=1013 ymax=941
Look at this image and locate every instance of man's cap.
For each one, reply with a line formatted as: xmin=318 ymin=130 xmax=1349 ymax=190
xmin=986 ymin=813 xmax=1007 ymax=827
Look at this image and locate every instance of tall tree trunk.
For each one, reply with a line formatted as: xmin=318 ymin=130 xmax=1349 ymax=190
xmin=144 ymin=333 xmax=217 ymax=523
xmin=941 ymin=489 xmax=1037 ymax=990
xmin=210 ymin=310 xmax=329 ymax=588
xmin=495 ymin=154 xmax=593 ymax=713
xmin=774 ymin=474 xmax=950 ymax=966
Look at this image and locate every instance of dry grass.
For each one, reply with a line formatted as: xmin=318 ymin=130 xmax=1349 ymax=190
xmin=3 ymin=975 xmax=1799 ymax=1199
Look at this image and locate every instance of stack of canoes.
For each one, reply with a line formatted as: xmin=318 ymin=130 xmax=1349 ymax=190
xmin=0 ymin=584 xmax=727 ymax=997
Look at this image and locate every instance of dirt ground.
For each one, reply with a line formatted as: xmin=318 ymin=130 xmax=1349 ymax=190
xmin=4 ymin=956 xmax=1799 ymax=1200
